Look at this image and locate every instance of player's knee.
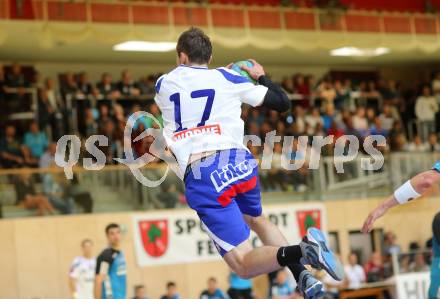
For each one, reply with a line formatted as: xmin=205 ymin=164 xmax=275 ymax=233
xmin=245 ymin=215 xmax=266 ymax=231
xmin=233 ymin=266 xmax=253 ymax=279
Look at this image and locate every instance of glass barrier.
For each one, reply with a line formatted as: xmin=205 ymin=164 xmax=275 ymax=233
xmin=0 ymin=152 xmax=439 ymax=219
xmin=393 ymin=250 xmax=432 ymax=275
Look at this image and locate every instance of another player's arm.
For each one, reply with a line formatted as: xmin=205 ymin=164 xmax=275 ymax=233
xmin=94 ymin=253 xmax=110 ymax=299
xmin=68 ymin=260 xmax=79 ymax=299
xmin=362 ymin=169 xmax=440 ymax=233
xmin=239 ymin=59 xmax=290 ymax=113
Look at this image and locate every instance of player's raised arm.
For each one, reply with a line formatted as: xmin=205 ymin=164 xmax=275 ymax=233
xmin=362 ymin=168 xmax=440 ymax=233
xmin=236 ymin=59 xmax=291 ymax=113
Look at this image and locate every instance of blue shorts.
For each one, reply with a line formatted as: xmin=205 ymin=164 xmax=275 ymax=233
xmin=433 ymin=160 xmax=440 ymax=172
xmin=184 ymin=148 xmax=262 ymax=256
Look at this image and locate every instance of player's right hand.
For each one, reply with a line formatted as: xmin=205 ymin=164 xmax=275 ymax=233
xmin=240 ymin=59 xmax=265 ymax=81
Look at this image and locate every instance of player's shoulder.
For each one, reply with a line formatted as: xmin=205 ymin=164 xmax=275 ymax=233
xmin=70 ymin=256 xmax=82 ymax=268
xmin=155 ymin=73 xmax=168 ymax=94
xmin=215 ymin=67 xmax=252 ymax=84
xmin=98 ymin=248 xmax=114 ymax=261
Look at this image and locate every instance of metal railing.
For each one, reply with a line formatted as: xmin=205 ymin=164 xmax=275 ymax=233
xmin=0 ymin=152 xmax=438 ymax=218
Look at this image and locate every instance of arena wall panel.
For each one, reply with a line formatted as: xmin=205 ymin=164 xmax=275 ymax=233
xmin=1 ymin=197 xmax=439 ymax=299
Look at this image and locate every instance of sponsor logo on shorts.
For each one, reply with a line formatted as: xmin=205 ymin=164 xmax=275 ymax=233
xmin=210 ymin=160 xmax=254 ymax=192
xmin=172 ymin=124 xmax=221 ymax=141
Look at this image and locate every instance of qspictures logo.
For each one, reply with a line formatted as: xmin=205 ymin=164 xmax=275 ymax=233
xmin=55 ymin=111 xmax=387 ymax=187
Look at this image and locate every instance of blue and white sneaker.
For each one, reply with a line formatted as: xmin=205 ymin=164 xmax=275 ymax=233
xmin=298 ymin=270 xmax=324 ymax=299
xmin=300 ymin=227 xmax=345 ymax=281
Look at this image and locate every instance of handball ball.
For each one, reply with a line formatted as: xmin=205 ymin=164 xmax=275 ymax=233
xmin=231 ymin=60 xmax=256 ymax=84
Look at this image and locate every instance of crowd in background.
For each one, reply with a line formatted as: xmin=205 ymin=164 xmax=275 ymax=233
xmin=0 ymin=63 xmax=440 ymax=193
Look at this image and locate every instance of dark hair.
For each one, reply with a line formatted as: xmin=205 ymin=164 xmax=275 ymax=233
xmin=176 ymin=27 xmax=212 ymax=64
xmin=134 ymin=285 xmax=145 ymax=291
xmin=208 ymin=277 xmax=216 ymax=282
xmin=81 ymin=239 xmax=93 ymax=247
xmin=105 ymin=223 xmax=120 ymax=234
xmin=166 ymin=281 xmax=176 ymax=288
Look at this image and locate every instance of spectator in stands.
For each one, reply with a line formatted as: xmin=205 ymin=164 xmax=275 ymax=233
xmin=305 ymin=107 xmax=323 ymax=136
xmin=334 ymin=79 xmax=350 ymax=110
xmin=281 ymin=76 xmax=294 ymax=93
xmin=23 ymin=121 xmax=48 ymax=160
xmin=97 ymin=104 xmax=112 ymax=131
xmin=39 ymin=142 xmax=56 ymax=168
xmin=117 ymin=70 xmax=140 ymax=97
xmin=146 ymin=103 xmax=163 ymax=128
xmin=5 ymin=62 xmax=28 ymax=87
xmin=42 ymin=168 xmax=75 ymax=214
xmin=410 ymin=253 xmax=430 ymax=272
xmin=138 ymin=74 xmax=156 ymax=95
xmin=400 ymin=255 xmax=411 ymax=273
xmin=317 ymin=80 xmax=336 ymax=108
xmin=39 ymin=77 xmax=64 ymax=139
xmin=96 ymin=72 xmax=120 ymax=99
xmin=270 ymin=269 xmax=299 ymax=299
xmin=378 ymin=104 xmax=396 ymax=131
xmin=292 ymin=106 xmax=306 ymax=134
xmin=0 ymin=124 xmax=27 ymax=168
xmin=99 ymin=119 xmax=117 ymax=164
xmin=160 ymin=281 xmax=180 ymax=299
xmin=0 ymin=64 xmax=5 ymax=94
xmin=352 ymin=106 xmax=369 ymax=136
xmin=13 ymin=173 xmax=55 ymax=215
xmin=364 ymin=252 xmax=385 ymax=282
xmin=432 ymin=72 xmax=440 ymax=97
xmin=61 ymin=72 xmax=79 ymax=98
xmin=365 ymin=81 xmax=382 ymax=111
xmin=415 ymin=85 xmax=438 ymax=141
xmin=369 ymin=117 xmax=389 ymax=138
xmin=427 ymin=132 xmax=440 ymax=152
xmin=322 ymin=104 xmax=335 ymax=132
xmin=66 ymin=174 xmax=94 ymax=213
xmin=294 ymin=74 xmax=310 ymax=107
xmin=227 ymin=271 xmax=254 ymax=299
xmin=83 ymin=108 xmax=98 ymax=138
xmin=200 ymin=277 xmax=227 ymax=299
xmin=77 ymin=72 xmax=94 ymax=96
xmin=344 ymin=252 xmax=366 ymax=289
xmin=384 ymin=231 xmax=401 ymax=256
xmin=406 ymin=134 xmax=428 ymax=152
xmin=132 ymin=285 xmax=149 ymax=299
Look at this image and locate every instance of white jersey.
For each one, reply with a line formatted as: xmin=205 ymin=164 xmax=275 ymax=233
xmin=69 ymin=256 xmax=96 ymax=299
xmin=154 ymin=65 xmax=268 ymax=172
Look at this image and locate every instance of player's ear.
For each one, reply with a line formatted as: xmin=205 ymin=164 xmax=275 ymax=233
xmin=178 ymin=52 xmax=189 ymax=65
xmin=208 ymin=55 xmax=213 ymax=65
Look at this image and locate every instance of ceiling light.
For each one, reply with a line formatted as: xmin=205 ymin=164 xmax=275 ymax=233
xmin=330 ymin=47 xmax=390 ymax=57
xmin=113 ymin=41 xmax=176 ymax=52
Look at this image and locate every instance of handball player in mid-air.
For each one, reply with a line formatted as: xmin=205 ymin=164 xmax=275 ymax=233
xmin=362 ymin=160 xmax=440 ymax=298
xmin=153 ymin=27 xmax=344 ymax=298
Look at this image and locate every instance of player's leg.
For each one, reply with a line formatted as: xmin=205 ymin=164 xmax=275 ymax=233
xmin=238 ymin=181 xmax=344 ymax=283
xmin=222 ymin=239 xmax=281 ymax=278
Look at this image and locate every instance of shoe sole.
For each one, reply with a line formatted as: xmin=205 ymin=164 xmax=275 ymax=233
xmin=307 ymin=227 xmax=345 ymax=281
xmin=304 ymin=280 xmax=324 ymax=299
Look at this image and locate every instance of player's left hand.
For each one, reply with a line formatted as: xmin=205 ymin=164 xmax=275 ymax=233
xmin=361 ymin=205 xmax=388 ymax=233
xmin=240 ymin=59 xmax=265 ymax=81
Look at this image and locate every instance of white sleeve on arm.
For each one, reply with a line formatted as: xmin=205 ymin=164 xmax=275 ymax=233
xmin=238 ymin=83 xmax=268 ymax=107
xmin=69 ymin=258 xmax=80 ymax=278
xmin=217 ymin=67 xmax=268 ymax=107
